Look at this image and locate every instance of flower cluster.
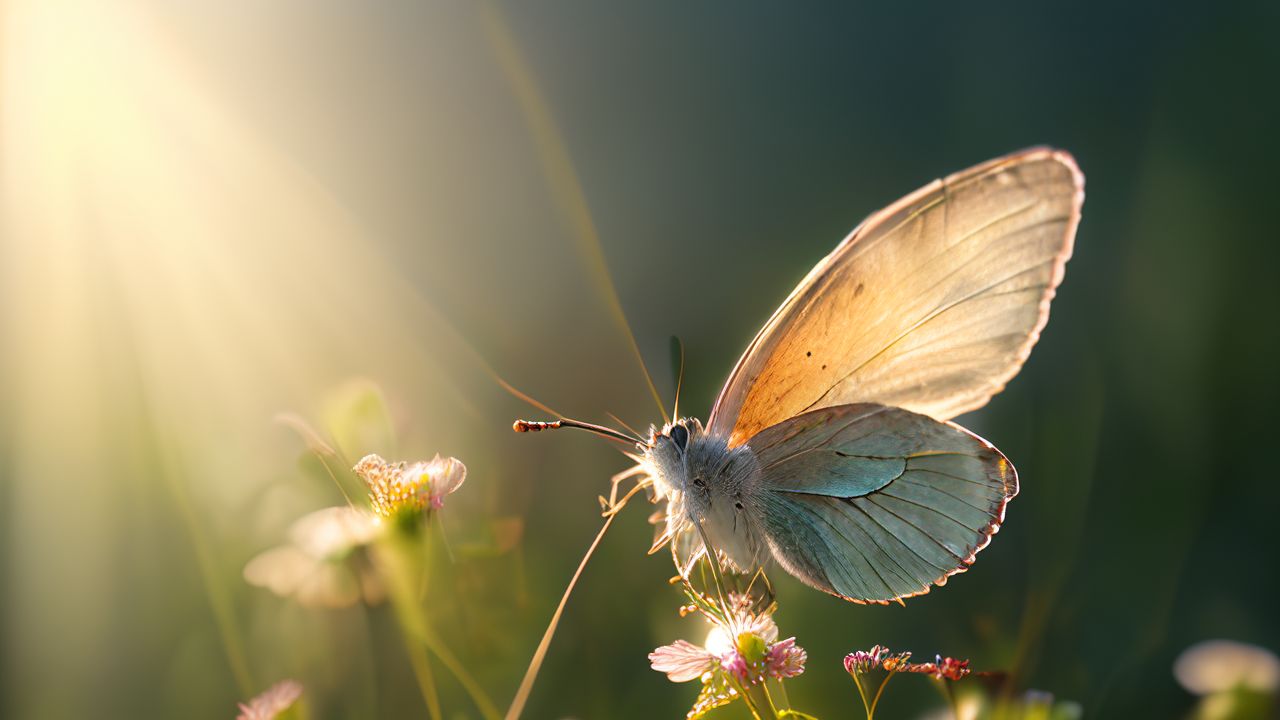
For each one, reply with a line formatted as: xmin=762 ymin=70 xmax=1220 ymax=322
xmin=236 ymin=679 xmax=302 ymax=720
xmin=354 ymin=453 xmax=467 ymax=518
xmin=920 ymin=655 xmax=971 ymax=682
xmin=845 ymin=645 xmax=975 ymax=719
xmin=843 ymin=645 xmax=886 ymax=675
xmin=245 ymin=452 xmax=467 ymax=608
xmin=651 ymin=589 xmax=808 ymax=718
xmin=651 ymin=593 xmax=806 ymax=689
xmin=844 ymin=645 xmax=970 ymax=681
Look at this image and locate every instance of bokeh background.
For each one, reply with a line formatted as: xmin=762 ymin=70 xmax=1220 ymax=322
xmin=2 ymin=1 xmax=1278 ymax=718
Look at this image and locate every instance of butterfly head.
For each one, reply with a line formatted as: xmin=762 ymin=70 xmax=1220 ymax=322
xmin=648 ymin=417 xmax=704 ymax=462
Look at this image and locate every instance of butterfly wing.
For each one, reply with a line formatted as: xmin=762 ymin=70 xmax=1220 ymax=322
xmin=748 ymin=403 xmax=1016 ymax=603
xmin=709 ymin=148 xmax=1083 ymax=446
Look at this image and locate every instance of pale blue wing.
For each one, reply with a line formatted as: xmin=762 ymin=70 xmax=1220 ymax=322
xmin=747 ymin=403 xmax=1016 ymax=603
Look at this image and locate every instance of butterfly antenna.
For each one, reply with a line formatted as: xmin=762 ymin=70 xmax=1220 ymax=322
xmin=482 ymin=1 xmax=669 ymax=425
xmin=670 ymin=336 xmax=686 ymax=420
xmin=513 ymin=417 xmax=646 ymax=447
xmin=606 ymin=411 xmax=646 ymax=442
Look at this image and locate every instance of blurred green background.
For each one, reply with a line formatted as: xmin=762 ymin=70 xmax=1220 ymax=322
xmin=2 ymin=1 xmax=1278 ymax=718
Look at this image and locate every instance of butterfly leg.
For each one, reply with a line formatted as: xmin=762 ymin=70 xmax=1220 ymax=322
xmin=602 ymin=480 xmax=652 ymax=518
xmin=599 ymin=464 xmax=651 ymax=516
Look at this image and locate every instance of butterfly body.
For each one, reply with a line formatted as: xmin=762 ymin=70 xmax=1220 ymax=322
xmin=644 ymin=418 xmax=768 ymax=573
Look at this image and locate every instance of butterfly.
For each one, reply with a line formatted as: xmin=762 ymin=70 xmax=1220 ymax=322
xmin=516 ymin=147 xmax=1083 ymax=604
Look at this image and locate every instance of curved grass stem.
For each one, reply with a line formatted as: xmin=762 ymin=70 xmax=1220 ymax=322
xmin=505 ymin=513 xmax=617 ymax=719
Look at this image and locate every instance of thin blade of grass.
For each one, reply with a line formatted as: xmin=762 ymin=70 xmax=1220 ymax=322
xmin=504 ymin=513 xmax=616 ymax=720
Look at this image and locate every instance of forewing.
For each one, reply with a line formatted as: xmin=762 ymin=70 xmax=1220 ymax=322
xmin=749 ymin=403 xmax=1016 ymax=603
xmin=709 ymin=148 xmax=1083 ymax=446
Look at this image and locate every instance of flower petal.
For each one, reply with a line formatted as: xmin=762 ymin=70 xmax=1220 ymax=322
xmin=426 ymin=455 xmax=467 ymax=504
xmin=650 ymin=640 xmax=715 ymax=682
xmin=741 ymin=613 xmax=777 ymax=643
xmin=244 ymin=546 xmax=313 ymax=597
xmin=289 ymin=506 xmax=381 ymax=558
xmin=1175 ymin=640 xmax=1280 ymax=695
xmin=766 ymin=637 xmax=807 ymax=679
xmin=236 ymin=679 xmax=302 ymax=720
xmin=705 ymin=626 xmax=733 ymax=657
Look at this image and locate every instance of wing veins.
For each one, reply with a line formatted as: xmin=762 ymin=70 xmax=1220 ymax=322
xmin=803 ymin=257 xmax=1056 ymax=415
xmin=848 ymin=498 xmax=953 ymax=575
xmin=907 ymin=466 xmax=1006 ymax=490
xmin=862 ymin=496 xmax=966 ymax=564
xmin=793 ymin=496 xmax=895 ymax=597
xmin=824 ymin=498 xmax=927 ymax=588
xmin=890 ymin=476 xmax=994 ymax=513
xmin=756 ymin=406 xmax=889 ymax=469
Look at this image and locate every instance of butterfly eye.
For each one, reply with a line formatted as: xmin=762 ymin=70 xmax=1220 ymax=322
xmin=670 ymin=424 xmax=689 ymax=451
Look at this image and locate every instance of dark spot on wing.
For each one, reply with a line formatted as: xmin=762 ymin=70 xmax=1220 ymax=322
xmin=855 ymin=282 xmax=865 ymax=297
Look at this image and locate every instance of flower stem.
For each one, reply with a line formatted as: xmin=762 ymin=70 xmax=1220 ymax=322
xmin=851 ymin=675 xmax=873 ymax=719
xmin=381 ymin=531 xmax=501 ymax=720
xmin=760 ymin=681 xmax=784 ymax=717
xmin=939 ymin=678 xmax=960 ymax=720
xmin=402 ymin=633 xmax=443 ymax=720
xmin=868 ymin=670 xmax=898 ymax=719
xmin=771 ymin=678 xmax=791 ymax=710
xmin=735 ymin=680 xmax=770 ymax=720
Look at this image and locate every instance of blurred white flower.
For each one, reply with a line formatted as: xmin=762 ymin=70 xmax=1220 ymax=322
xmin=1175 ymin=639 xmax=1280 ymax=695
xmin=236 ymin=679 xmax=302 ymax=720
xmin=244 ymin=506 xmax=384 ymax=608
xmin=353 ymin=453 xmax=467 ymax=518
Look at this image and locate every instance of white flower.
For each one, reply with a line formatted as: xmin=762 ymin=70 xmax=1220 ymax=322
xmin=244 ymin=506 xmax=384 ymax=608
xmin=1174 ymin=639 xmax=1280 ymax=695
xmin=353 ymin=453 xmax=467 ymax=518
xmin=236 ymin=679 xmax=302 ymax=720
xmin=649 ymin=598 xmax=806 ymax=687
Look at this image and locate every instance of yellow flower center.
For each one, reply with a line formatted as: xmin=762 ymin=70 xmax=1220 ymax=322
xmin=735 ymin=632 xmax=767 ymax=664
xmin=353 ymin=454 xmax=432 ymax=518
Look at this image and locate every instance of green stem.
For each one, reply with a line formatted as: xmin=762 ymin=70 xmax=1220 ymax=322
xmin=760 ymin=681 xmax=783 ymax=717
xmin=940 ymin=679 xmax=960 ymax=720
xmin=403 ymin=632 xmax=443 ymax=720
xmin=868 ymin=671 xmax=898 ymax=719
xmin=418 ymin=621 xmax=501 ymax=720
xmin=381 ymin=529 xmax=501 ymax=720
xmin=771 ymin=678 xmax=791 ymax=710
xmin=851 ymin=675 xmax=873 ymax=719
xmin=734 ymin=679 xmax=779 ymax=720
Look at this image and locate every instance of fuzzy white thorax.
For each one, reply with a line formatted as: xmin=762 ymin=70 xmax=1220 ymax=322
xmin=643 ymin=417 xmax=768 ymax=574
